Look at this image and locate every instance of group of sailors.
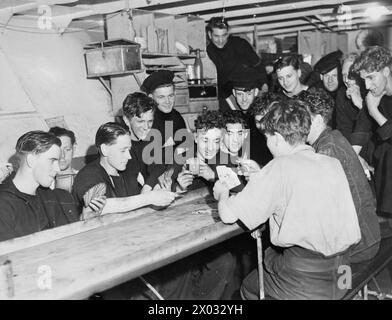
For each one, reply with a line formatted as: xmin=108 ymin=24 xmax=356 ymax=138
xmin=0 ymin=16 xmax=391 ymax=300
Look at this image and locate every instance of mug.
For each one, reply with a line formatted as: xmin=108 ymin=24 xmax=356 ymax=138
xmin=185 ymin=158 xmax=200 ymax=175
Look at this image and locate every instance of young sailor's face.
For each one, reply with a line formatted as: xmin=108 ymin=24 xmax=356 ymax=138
xmin=105 ymin=135 xmax=132 ymax=172
xmin=209 ymin=28 xmax=229 ymax=49
xmin=233 ymin=88 xmax=258 ymax=111
xmin=129 ymin=110 xmax=154 ymax=141
xmin=360 ymin=68 xmax=387 ymax=97
xmin=321 ymin=67 xmax=339 ymax=92
xmin=223 ymin=123 xmax=247 ymax=154
xmin=33 ymin=145 xmax=61 ymax=187
xmin=151 ymin=86 xmax=175 ymax=113
xmin=58 ymin=136 xmax=74 ymax=171
xmin=277 ymin=66 xmax=301 ymax=94
xmin=196 ymin=128 xmax=223 ymax=161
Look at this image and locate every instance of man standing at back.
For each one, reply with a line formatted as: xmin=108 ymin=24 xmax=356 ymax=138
xmin=206 ymin=16 xmax=268 ymax=111
xmin=141 ymin=70 xmax=192 ymax=188
xmin=226 ymin=65 xmax=273 ymax=166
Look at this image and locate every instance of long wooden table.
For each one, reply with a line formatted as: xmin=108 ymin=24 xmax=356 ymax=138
xmin=0 ymin=187 xmax=244 ymax=299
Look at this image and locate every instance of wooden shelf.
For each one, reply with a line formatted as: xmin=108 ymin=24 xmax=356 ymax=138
xmin=146 ymin=66 xmax=186 ymax=72
xmin=142 ymin=52 xmax=197 ymax=59
xmin=142 ymin=52 xmax=173 ymax=58
xmin=177 ymin=54 xmax=196 ymax=59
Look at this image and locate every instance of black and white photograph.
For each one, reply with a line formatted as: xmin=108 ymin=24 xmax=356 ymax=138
xmin=0 ymin=0 xmax=392 ymax=305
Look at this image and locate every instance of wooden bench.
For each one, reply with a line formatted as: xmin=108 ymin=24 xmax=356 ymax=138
xmin=344 ymin=223 xmax=392 ymax=300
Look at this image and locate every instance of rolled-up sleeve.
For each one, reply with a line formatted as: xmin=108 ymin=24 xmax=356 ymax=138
xmin=224 ymin=161 xmax=281 ymax=230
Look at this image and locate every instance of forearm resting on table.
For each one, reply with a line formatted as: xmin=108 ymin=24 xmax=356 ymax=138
xmin=101 ymin=194 xmax=152 ymax=215
xmin=218 ymin=196 xmax=238 ymax=224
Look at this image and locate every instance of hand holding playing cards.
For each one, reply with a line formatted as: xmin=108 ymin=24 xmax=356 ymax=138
xmin=81 ymin=196 xmax=107 ymax=221
xmin=213 ymin=180 xmax=229 ymax=201
xmin=81 ymin=183 xmax=107 ymax=221
xmin=158 ymin=168 xmax=174 ymax=190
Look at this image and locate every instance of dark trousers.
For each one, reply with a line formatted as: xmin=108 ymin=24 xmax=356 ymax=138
xmin=241 ymin=246 xmax=351 ymax=300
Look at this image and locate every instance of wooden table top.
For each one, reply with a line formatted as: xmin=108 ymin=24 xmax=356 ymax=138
xmin=0 ymin=187 xmax=244 ymax=299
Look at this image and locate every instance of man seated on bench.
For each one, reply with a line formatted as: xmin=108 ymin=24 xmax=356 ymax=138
xmin=213 ymin=99 xmax=361 ymax=299
xmin=121 ymin=92 xmax=167 ymax=192
xmin=171 ymin=110 xmax=226 ymax=192
xmin=0 ymin=131 xmax=104 ymax=242
xmin=300 ymin=87 xmax=381 ymax=263
xmin=72 ymin=122 xmax=176 ymax=216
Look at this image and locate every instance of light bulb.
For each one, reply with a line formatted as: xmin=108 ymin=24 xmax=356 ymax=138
xmin=365 ymin=5 xmax=389 ymax=21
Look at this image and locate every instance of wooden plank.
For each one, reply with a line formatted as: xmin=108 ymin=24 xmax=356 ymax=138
xmin=2 ymin=188 xmax=243 ymax=299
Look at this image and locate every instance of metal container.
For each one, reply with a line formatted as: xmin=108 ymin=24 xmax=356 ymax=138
xmin=84 ymin=39 xmax=142 ymax=77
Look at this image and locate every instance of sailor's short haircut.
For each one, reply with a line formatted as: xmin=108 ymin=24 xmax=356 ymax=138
xmin=194 ymin=110 xmax=225 ymax=131
xmin=207 ymin=16 xmax=229 ymax=32
xmin=351 ymin=46 xmax=392 ymax=74
xmin=95 ymin=122 xmax=129 ymax=150
xmin=260 ymin=99 xmax=311 ymax=146
xmin=49 ymin=126 xmax=76 ymax=145
xmin=122 ymin=92 xmax=157 ymax=120
xmin=16 ymin=131 xmax=61 ymax=156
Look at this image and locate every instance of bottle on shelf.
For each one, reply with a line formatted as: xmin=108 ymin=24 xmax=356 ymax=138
xmin=127 ymin=12 xmax=136 ymax=41
xmin=194 ymin=49 xmax=203 ymax=85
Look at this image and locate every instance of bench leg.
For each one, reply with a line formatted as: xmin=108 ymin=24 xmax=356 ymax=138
xmin=139 ymin=276 xmax=165 ymax=300
xmin=366 ymin=277 xmax=392 ymax=300
xmin=256 ymin=236 xmax=265 ymax=300
xmin=364 ymin=284 xmax=369 ymax=300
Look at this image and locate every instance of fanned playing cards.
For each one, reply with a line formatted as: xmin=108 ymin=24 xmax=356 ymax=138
xmin=216 ymin=166 xmax=241 ymax=190
xmin=83 ymin=183 xmax=106 ymax=207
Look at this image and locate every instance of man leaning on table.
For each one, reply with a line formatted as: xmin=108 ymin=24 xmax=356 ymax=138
xmin=0 ymin=131 xmax=105 ymax=242
xmin=213 ymin=99 xmax=361 ymax=299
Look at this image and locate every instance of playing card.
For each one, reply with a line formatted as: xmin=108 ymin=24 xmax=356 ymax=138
xmin=216 ymin=166 xmax=241 ymax=190
xmin=83 ymin=183 xmax=106 ymax=207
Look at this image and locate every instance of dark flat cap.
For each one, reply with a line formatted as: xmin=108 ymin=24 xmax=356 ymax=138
xmin=229 ymin=65 xmax=261 ymax=91
xmin=141 ymin=70 xmax=174 ymax=94
xmin=314 ymin=50 xmax=343 ymax=75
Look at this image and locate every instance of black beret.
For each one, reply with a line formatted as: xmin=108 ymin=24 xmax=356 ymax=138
xmin=141 ymin=70 xmax=174 ymax=94
xmin=229 ymin=65 xmax=261 ymax=91
xmin=314 ymin=50 xmax=343 ymax=75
